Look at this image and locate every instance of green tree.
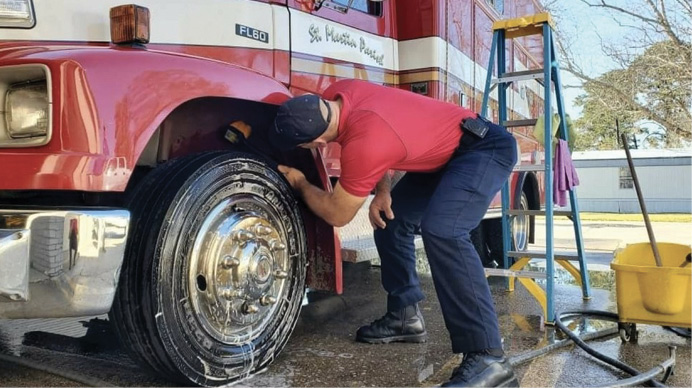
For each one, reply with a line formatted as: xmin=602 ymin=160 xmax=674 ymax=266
xmin=628 ymin=40 xmax=691 ymax=147
xmin=572 ymin=40 xmax=690 ymax=149
xmin=547 ymin=0 xmax=692 ymax=149
xmin=573 ymin=70 xmax=642 ymax=150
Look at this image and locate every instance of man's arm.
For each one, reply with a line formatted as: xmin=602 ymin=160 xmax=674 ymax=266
xmin=278 ymin=165 xmax=367 ymax=227
xmin=375 ymin=173 xmax=392 ymax=194
xmin=375 ymin=170 xmax=405 ymax=195
xmin=368 ymin=171 xmax=405 ymax=229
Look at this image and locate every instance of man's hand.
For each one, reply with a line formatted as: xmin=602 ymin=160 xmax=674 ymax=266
xmin=277 ymin=164 xmax=366 ymax=227
xmin=369 ymin=192 xmax=394 ymax=229
xmin=278 ymin=165 xmax=307 ymax=190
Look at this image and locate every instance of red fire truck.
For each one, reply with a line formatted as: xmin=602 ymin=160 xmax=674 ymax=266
xmin=0 ymin=0 xmax=545 ymax=385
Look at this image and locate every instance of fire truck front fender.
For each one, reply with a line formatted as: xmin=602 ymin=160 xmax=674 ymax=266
xmin=1 ymin=46 xmax=341 ymax=294
xmin=0 ymin=46 xmax=291 ymax=192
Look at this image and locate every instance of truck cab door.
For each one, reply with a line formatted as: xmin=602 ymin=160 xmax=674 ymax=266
xmin=286 ymin=0 xmax=396 ymax=95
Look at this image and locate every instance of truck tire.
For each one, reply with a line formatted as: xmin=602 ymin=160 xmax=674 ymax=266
xmin=110 ymin=151 xmax=307 ymax=386
xmin=470 ymin=223 xmax=494 ymax=268
xmin=485 ymin=191 xmax=530 ymax=268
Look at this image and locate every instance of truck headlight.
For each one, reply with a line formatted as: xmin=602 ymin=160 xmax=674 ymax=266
xmin=0 ymin=0 xmax=35 ymax=28
xmin=6 ymin=81 xmax=49 ymax=138
xmin=0 ymin=64 xmax=52 ymax=147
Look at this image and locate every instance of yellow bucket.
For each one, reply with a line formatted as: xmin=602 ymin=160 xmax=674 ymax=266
xmin=611 ymin=242 xmax=692 ymax=328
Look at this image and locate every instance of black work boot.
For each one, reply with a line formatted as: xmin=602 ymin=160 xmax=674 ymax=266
xmin=442 ymin=350 xmax=518 ymax=387
xmin=355 ymin=304 xmax=427 ymax=344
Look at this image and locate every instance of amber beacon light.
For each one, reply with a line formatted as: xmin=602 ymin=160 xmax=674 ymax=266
xmin=110 ymin=4 xmax=150 ymax=44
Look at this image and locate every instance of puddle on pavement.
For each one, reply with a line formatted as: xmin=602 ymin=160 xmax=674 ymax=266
xmin=527 ymin=262 xmax=615 ymax=291
xmin=587 ymin=223 xmax=642 ymax=229
xmin=411 ymin=248 xmax=616 ymax=291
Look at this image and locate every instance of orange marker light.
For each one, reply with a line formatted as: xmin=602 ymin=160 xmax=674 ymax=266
xmin=110 ymin=4 xmax=150 ymax=44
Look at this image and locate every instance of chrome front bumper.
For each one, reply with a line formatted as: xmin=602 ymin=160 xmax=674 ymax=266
xmin=0 ymin=209 xmax=129 ymax=318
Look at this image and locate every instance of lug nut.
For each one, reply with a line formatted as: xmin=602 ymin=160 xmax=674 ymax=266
xmin=270 ymin=240 xmax=286 ymax=252
xmin=220 ymin=288 xmax=241 ymax=300
xmin=221 ymin=256 xmax=240 ymax=269
xmin=254 ymin=224 xmax=273 ymax=236
xmin=234 ymin=230 xmax=255 ymax=246
xmin=242 ymin=302 xmax=259 ymax=314
xmin=260 ymin=295 xmax=277 ymax=306
xmin=273 ymin=270 xmax=288 ymax=279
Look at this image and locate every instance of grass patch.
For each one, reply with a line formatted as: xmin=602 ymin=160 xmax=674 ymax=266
xmin=571 ymin=213 xmax=691 ymax=223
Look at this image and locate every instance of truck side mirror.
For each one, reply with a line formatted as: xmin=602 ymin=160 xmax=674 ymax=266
xmin=314 ymin=0 xmax=327 ymax=11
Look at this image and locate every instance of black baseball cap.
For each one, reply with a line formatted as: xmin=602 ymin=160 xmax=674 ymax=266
xmin=270 ymin=94 xmax=332 ymax=150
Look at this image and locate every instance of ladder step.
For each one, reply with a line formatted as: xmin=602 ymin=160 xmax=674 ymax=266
xmin=506 ymin=210 xmax=573 ymax=217
xmin=492 ymin=69 xmax=544 ymax=84
xmin=507 ymin=250 xmax=581 ymax=261
xmin=485 ymin=268 xmax=547 ymax=279
xmin=502 ymin=119 xmax=537 ymax=128
xmin=513 ymin=164 xmax=545 ymax=172
xmin=492 ymin=13 xmax=555 ymax=39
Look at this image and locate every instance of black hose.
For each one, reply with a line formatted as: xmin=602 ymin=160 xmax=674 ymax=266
xmin=663 ymin=326 xmax=691 ymax=338
xmin=509 ymin=326 xmax=619 ymax=366
xmin=593 ymin=349 xmax=676 ymax=388
xmin=555 ymin=310 xmax=667 ymax=388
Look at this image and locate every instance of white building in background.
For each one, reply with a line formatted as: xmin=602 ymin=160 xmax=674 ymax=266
xmin=571 ymin=149 xmax=692 ymax=214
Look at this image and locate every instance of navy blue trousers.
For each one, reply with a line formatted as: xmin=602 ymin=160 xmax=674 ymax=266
xmin=374 ymin=120 xmax=517 ymax=354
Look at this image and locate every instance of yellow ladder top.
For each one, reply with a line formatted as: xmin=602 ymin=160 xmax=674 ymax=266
xmin=492 ymin=12 xmax=555 ymax=39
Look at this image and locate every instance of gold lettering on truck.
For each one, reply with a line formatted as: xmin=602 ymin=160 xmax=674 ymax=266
xmin=325 ymin=25 xmax=357 ymax=47
xmin=308 ymin=23 xmax=385 ymax=66
xmin=309 ymin=24 xmax=322 ymax=43
xmin=359 ymin=37 xmax=385 ymax=66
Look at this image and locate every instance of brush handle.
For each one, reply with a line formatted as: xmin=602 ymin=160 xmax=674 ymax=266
xmin=621 ymin=134 xmax=663 ymax=267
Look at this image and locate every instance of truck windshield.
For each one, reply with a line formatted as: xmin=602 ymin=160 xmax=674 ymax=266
xmin=332 ymin=0 xmax=381 ymax=16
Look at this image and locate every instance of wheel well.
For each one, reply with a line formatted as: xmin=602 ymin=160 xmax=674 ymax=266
xmin=136 ymin=97 xmax=278 ymax=166
xmin=131 ymin=96 xmax=327 ymax=190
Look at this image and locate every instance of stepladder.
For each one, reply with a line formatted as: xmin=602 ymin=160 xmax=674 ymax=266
xmin=480 ymin=13 xmax=591 ymax=324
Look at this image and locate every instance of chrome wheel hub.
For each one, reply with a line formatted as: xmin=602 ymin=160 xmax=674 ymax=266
xmin=512 ymin=196 xmax=529 ymax=251
xmin=188 ymin=198 xmax=290 ymax=343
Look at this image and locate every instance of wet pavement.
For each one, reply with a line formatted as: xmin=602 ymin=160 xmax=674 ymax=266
xmin=0 ymin=220 xmax=690 ymax=387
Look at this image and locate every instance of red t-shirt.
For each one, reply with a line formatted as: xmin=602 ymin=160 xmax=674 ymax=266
xmin=323 ymin=79 xmax=476 ymax=197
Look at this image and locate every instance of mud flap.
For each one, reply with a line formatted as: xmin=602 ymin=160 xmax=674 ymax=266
xmin=304 ymin=214 xmax=342 ymax=294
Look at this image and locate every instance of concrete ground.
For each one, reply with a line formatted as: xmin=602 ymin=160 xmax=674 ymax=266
xmin=535 ymin=218 xmax=692 ymax=252
xmin=0 ymin=220 xmax=690 ymax=387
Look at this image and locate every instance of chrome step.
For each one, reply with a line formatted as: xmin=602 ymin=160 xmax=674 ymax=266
xmin=513 ymin=164 xmax=545 ymax=172
xmin=0 ymin=228 xmax=30 ymax=301
xmin=492 ymin=69 xmax=545 ymax=84
xmin=507 ymin=250 xmax=580 ymax=261
xmin=503 ymin=119 xmax=538 ymax=128
xmin=485 ymin=268 xmax=547 ymax=279
xmin=339 ymin=196 xmax=424 ymax=263
xmin=341 ymin=236 xmax=424 ymax=263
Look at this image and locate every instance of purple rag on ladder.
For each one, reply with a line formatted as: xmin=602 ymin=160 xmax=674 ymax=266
xmin=553 ymin=139 xmax=579 ymax=207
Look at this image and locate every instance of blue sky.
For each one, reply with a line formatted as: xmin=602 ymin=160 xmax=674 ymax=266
xmin=548 ymin=1 xmax=628 ymax=119
xmin=548 ymin=0 xmax=690 ymax=148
